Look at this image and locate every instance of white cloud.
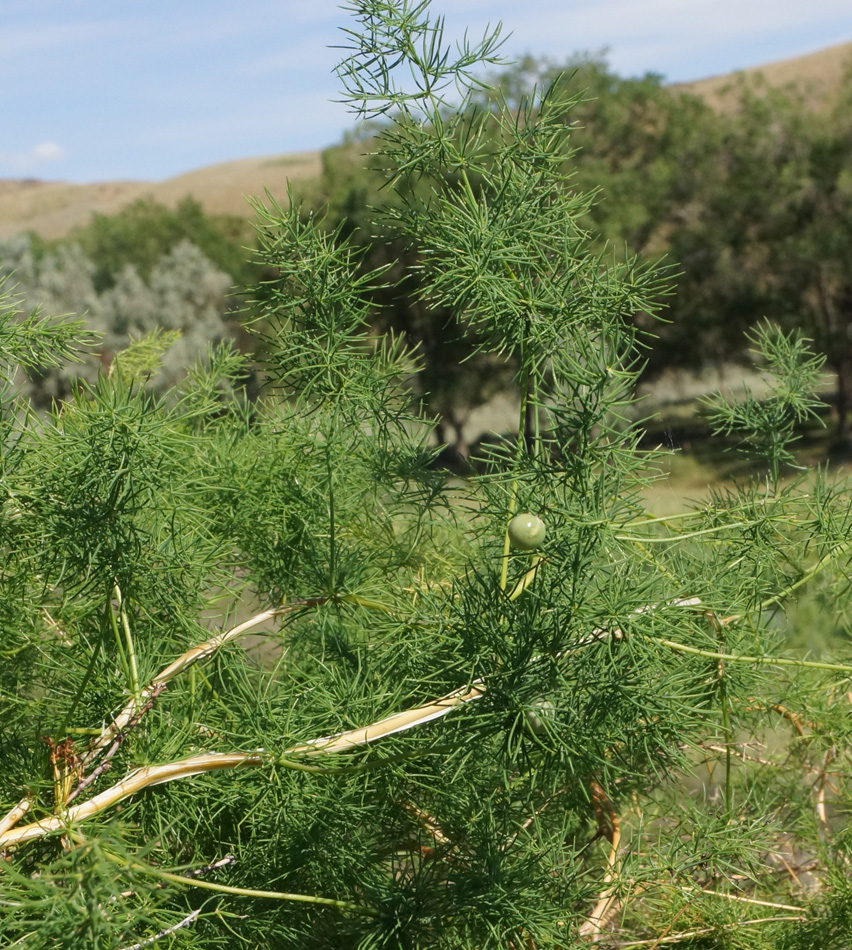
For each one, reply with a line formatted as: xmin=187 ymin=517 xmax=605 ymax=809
xmin=32 ymin=142 xmax=66 ymax=163
xmin=0 ymin=141 xmax=67 ymax=175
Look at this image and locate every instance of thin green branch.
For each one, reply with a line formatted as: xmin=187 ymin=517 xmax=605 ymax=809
xmin=760 ymin=541 xmax=851 ymax=611
xmin=146 ymin=867 xmax=376 ymax=915
xmin=642 ymin=634 xmax=852 ymax=674
xmin=107 ymin=596 xmax=132 ymax=691
xmin=615 ymin=521 xmax=752 ymax=544
xmin=114 ymin=582 xmax=140 ymax=700
xmin=499 ymin=273 xmax=531 ymax=595
xmin=115 ymin=856 xmax=377 ymax=917
xmin=508 ymin=556 xmax=544 ymax=601
xmin=611 ymin=494 xmax=808 ymax=529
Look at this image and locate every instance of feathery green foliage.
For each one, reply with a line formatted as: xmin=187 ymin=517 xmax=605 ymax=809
xmin=2 ymin=3 xmax=852 ymax=948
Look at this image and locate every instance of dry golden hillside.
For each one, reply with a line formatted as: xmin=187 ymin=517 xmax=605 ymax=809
xmin=1 ymin=40 xmax=850 ymax=241
xmin=0 ymin=151 xmax=322 ymax=241
xmin=674 ymin=39 xmax=852 ymax=110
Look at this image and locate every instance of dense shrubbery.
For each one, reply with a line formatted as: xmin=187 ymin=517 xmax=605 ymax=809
xmin=311 ymin=51 xmax=852 ymax=449
xmin=0 ymin=197 xmax=259 ymax=403
xmin=0 ymin=231 xmax=235 ymax=403
xmin=3 ymin=36 xmax=850 ymax=454
xmin=68 ymin=196 xmax=254 ymax=293
xmin=2 ymin=4 xmax=852 ymax=948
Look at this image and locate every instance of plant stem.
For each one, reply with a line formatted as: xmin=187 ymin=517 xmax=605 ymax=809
xmin=616 ymin=521 xmax=751 ymax=543
xmin=0 ymin=687 xmax=485 ymax=847
xmin=709 ymin=610 xmax=733 ymax=817
xmin=325 ymin=428 xmax=338 ymax=594
xmin=643 ymin=634 xmax=852 ymax=674
xmin=507 ymin=556 xmax=543 ymax=601
xmin=760 ymin=541 xmax=850 ymax=611
xmin=720 ymin=678 xmax=733 ymax=815
xmin=56 ymin=633 xmax=103 ymax=740
xmin=80 ymin=603 xmax=322 ymax=771
xmin=107 ymin=853 xmax=377 ymax=917
xmin=338 ymin=593 xmax=396 ymax=613
xmin=107 ymin=596 xmax=131 ymax=688
xmin=275 ymin=744 xmax=444 ymax=775
xmin=114 ymin=583 xmax=140 ymax=700
xmin=140 ymin=866 xmax=378 ymax=916
xmin=500 ymin=325 xmax=532 ymax=594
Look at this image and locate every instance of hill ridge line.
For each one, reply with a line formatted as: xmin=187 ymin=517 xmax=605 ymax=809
xmin=2 ymin=40 xmax=850 ymax=241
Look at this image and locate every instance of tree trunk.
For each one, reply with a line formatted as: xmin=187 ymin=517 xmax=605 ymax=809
xmin=832 ymin=354 xmax=852 ymax=455
xmin=816 ymin=272 xmax=852 ymax=454
xmin=434 ymin=411 xmax=470 ymax=473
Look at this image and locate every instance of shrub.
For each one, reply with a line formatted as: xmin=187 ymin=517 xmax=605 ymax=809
xmin=0 ymin=235 xmax=235 ymax=401
xmin=69 ymin=195 xmax=253 ymax=292
xmin=2 ymin=3 xmax=852 ymax=948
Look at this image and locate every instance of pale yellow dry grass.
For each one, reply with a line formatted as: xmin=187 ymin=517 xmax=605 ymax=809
xmin=674 ymin=39 xmax=852 ymax=111
xmin=0 ymin=151 xmax=322 ymax=240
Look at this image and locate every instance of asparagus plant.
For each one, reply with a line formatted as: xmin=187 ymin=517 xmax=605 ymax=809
xmin=2 ymin=3 xmax=852 ymax=947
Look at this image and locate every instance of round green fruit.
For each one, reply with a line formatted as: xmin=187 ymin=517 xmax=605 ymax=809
xmin=524 ymin=699 xmax=557 ymax=737
xmin=507 ymin=512 xmax=546 ymax=551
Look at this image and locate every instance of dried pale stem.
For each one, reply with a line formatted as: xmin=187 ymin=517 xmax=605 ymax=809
xmin=814 ymin=747 xmax=837 ymax=832
xmin=7 ymin=586 xmax=841 ymax=851
xmin=602 ymin=916 xmax=807 ymax=948
xmin=66 ymin=684 xmax=165 ymax=805
xmin=741 ymin=701 xmax=808 ymax=736
xmin=117 ymin=908 xmax=202 ymax=950
xmin=0 ymin=682 xmax=485 ymax=848
xmin=1 ymin=598 xmax=706 ymax=848
xmin=79 ymin=602 xmax=324 ymax=771
xmin=639 ymin=907 xmax=687 ymax=950
xmin=42 ymin=736 xmax=81 ymax=810
xmin=0 ymin=796 xmax=31 ymax=836
xmin=700 ymin=742 xmax=783 ymax=769
xmin=580 ymin=782 xmax=622 ymax=941
xmin=400 ymin=801 xmax=453 ymax=846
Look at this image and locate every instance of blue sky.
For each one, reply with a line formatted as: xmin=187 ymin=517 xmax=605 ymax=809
xmin=2 ymin=0 xmax=851 ymax=183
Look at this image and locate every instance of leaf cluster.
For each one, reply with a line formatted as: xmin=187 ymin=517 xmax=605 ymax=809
xmin=2 ymin=4 xmax=852 ymax=949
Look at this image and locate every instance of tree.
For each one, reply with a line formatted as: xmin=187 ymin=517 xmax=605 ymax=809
xmin=484 ymin=54 xmax=720 ymax=252
xmin=69 ymin=195 xmax=254 ymax=292
xmin=314 ymin=52 xmax=732 ymax=406
xmin=2 ymin=3 xmax=852 ymax=948
xmin=757 ymin=68 xmax=852 ymax=449
xmin=0 ymin=234 xmax=236 ymax=402
xmin=670 ymin=68 xmax=852 ymax=447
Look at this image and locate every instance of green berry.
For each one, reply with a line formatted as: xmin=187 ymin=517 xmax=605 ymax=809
xmin=507 ymin=512 xmax=546 ymax=551
xmin=524 ymin=699 xmax=557 ymax=737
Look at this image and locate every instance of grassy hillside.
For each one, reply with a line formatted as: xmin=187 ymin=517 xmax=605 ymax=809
xmin=672 ymin=39 xmax=852 ymax=111
xmin=1 ymin=41 xmax=849 ymax=241
xmin=0 ymin=151 xmax=321 ymax=240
